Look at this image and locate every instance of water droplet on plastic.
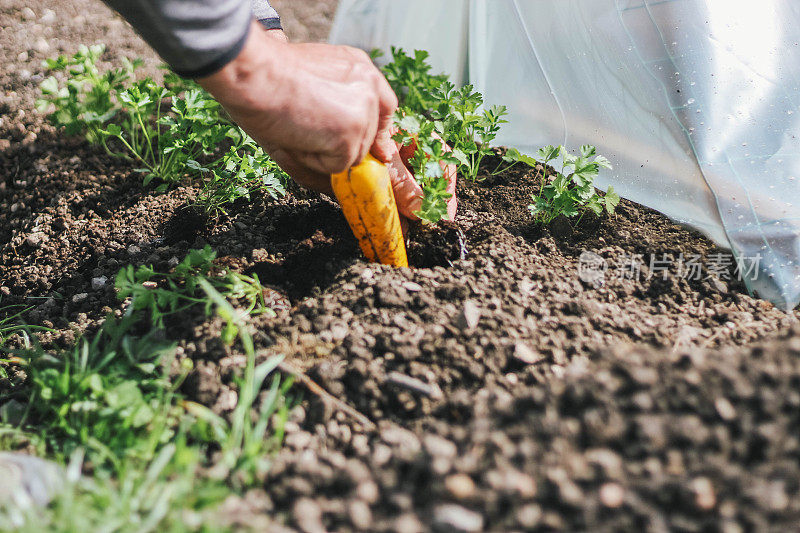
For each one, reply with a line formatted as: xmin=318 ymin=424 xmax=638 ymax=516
xmin=687 ymin=98 xmax=696 ymax=105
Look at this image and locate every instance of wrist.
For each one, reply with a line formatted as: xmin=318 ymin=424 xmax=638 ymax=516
xmin=197 ymin=21 xmax=287 ymax=115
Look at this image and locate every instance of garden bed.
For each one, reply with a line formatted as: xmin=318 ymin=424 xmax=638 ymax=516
xmin=2 ymin=1 xmax=800 ymax=531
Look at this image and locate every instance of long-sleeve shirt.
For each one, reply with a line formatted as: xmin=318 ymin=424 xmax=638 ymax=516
xmin=101 ymin=0 xmax=281 ymax=78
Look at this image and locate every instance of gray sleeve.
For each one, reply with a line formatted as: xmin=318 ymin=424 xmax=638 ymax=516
xmin=103 ymin=0 xmax=281 ymax=79
xmin=252 ymin=0 xmax=282 ymax=30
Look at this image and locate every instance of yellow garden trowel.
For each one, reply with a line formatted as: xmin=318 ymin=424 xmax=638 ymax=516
xmin=331 ymin=154 xmax=409 ymax=268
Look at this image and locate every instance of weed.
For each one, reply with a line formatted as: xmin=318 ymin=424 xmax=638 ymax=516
xmin=38 ymin=46 xmax=287 ymax=208
xmin=528 ymin=145 xmax=619 ymax=224
xmin=1 ymin=248 xmax=292 ymax=531
xmin=194 ymin=133 xmax=288 ymax=219
xmin=37 ymin=44 xmax=136 ymax=145
xmin=116 ymin=245 xmax=273 ymax=343
xmin=0 ymin=302 xmax=51 ymax=348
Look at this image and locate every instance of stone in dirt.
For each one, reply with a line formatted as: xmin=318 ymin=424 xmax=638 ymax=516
xmin=513 ymin=341 xmax=543 ymax=365
xmin=445 ymin=474 xmax=477 ymax=499
xmin=455 ymin=300 xmax=481 ymax=330
xmin=432 ymin=504 xmax=484 ymax=533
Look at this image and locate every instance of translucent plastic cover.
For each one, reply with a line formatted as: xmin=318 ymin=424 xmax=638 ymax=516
xmin=330 ymin=0 xmax=800 ymax=310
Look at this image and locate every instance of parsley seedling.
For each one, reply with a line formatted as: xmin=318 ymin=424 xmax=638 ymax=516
xmin=39 ymin=46 xmax=287 ymax=211
xmin=529 ymin=145 xmax=620 ymax=225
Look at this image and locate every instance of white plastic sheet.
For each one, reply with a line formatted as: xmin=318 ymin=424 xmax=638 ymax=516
xmin=330 ymin=0 xmax=800 ymax=310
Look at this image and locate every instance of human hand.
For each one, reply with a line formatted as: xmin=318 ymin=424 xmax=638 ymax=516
xmin=388 ymin=130 xmax=458 ymax=222
xmin=197 ymin=22 xmax=397 ymax=196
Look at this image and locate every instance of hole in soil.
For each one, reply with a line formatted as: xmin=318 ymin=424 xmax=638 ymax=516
xmin=406 ymin=221 xmax=468 ymax=268
xmin=162 ymin=204 xmax=211 ymax=244
xmin=249 ymin=229 xmax=358 ymax=300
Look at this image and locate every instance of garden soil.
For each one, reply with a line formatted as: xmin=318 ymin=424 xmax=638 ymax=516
xmin=2 ymin=1 xmax=800 ymax=531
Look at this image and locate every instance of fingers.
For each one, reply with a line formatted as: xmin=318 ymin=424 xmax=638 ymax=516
xmin=395 ymin=133 xmax=459 ymax=221
xmin=319 ymin=45 xmax=397 ymax=165
xmin=386 ymin=147 xmax=423 ymax=220
xmin=369 ymin=80 xmax=398 ymax=163
xmin=270 ymin=148 xmax=335 ymax=196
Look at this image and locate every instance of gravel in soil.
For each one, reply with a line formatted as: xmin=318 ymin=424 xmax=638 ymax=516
xmin=2 ymin=2 xmax=800 ymax=531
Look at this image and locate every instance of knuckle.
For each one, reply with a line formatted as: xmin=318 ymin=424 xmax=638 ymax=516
xmin=363 ymin=91 xmax=379 ymax=110
xmin=384 ymin=88 xmax=399 ymax=109
xmin=348 ymin=46 xmax=372 ymax=63
xmin=351 ymin=62 xmax=372 ymax=80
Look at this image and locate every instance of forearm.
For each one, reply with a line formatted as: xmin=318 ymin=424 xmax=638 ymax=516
xmin=102 ymin=0 xmax=281 ymax=78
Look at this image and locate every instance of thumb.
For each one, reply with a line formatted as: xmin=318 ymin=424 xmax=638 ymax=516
xmin=369 ymin=111 xmax=396 ymax=164
xmin=369 ymin=77 xmax=399 ymax=163
xmin=386 ymin=147 xmax=422 ymax=220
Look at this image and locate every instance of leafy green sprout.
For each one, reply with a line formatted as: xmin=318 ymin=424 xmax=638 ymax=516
xmin=528 ymin=144 xmax=620 ymax=225
xmin=427 ymin=81 xmax=510 ymax=181
xmin=0 ymin=302 xmax=55 ymax=349
xmin=380 ymin=47 xmax=449 ymax=115
xmin=382 ymin=48 xmax=516 ymax=183
xmin=193 ymin=132 xmax=288 ymax=219
xmin=382 ymin=47 xmax=543 ymax=225
xmin=116 ymin=246 xmax=274 ymax=344
xmin=38 ymin=46 xmax=288 ymax=211
xmin=36 ymin=44 xmax=137 ymax=145
xmin=1 ymin=247 xmax=293 ymax=530
xmin=392 ymin=114 xmax=457 ymax=224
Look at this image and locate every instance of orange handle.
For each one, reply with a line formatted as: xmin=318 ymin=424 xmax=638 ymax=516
xmin=331 ymin=154 xmax=408 ymax=267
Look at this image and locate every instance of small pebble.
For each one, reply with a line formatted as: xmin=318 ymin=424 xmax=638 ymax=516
xmin=432 ymin=504 xmax=484 ymax=533
xmin=40 ymin=9 xmax=56 ymax=24
xmin=691 ymin=477 xmax=716 ymax=510
xmin=33 ymin=37 xmax=50 ymax=53
xmin=599 ymin=482 xmax=626 ymax=508
xmin=455 ymin=300 xmax=481 ymax=330
xmin=402 ymin=281 xmax=422 ymax=292
xmin=293 ymin=498 xmax=324 ymax=533
xmin=91 ymin=276 xmax=108 ymax=290
xmin=26 ymin=233 xmax=42 ymax=247
xmin=394 ymin=513 xmax=424 ymax=533
xmin=423 ymin=435 xmax=457 ymax=459
xmin=715 ymin=397 xmax=737 ymax=421
xmin=445 ymin=474 xmax=476 ymax=500
xmin=513 ymin=342 xmax=543 ymax=365
xmin=71 ymin=293 xmax=88 ymax=303
xmin=516 ymin=504 xmax=542 ymax=528
xmin=348 ymin=499 xmax=372 ymax=530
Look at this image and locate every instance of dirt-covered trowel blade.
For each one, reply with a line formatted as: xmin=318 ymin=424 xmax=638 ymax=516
xmin=331 ymin=154 xmax=409 ymax=267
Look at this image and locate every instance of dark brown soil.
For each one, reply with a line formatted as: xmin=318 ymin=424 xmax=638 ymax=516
xmin=2 ymin=2 xmax=800 ymax=532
